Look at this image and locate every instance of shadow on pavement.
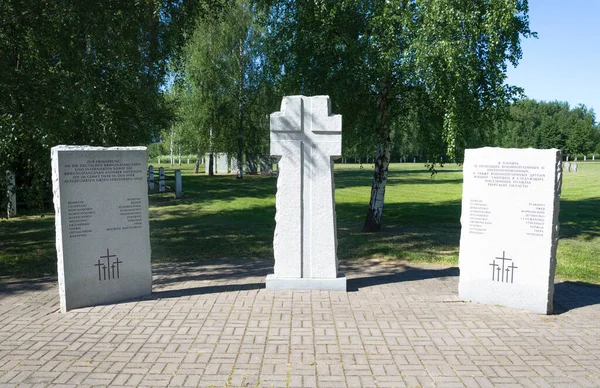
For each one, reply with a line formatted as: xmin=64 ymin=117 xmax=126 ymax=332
xmin=346 ymin=265 xmax=459 ymax=292
xmin=553 ymin=281 xmax=600 ymax=314
xmin=149 ymin=282 xmax=266 ymax=300
xmin=0 ymin=277 xmax=56 ymax=299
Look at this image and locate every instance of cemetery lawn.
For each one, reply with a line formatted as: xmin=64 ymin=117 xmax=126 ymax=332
xmin=1 ymin=162 xmax=599 ymax=284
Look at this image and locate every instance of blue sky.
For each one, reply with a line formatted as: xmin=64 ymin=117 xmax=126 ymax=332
xmin=505 ymin=0 xmax=600 ymax=120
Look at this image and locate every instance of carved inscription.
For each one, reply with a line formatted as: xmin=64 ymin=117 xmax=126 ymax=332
xmin=107 ymin=197 xmax=143 ymax=231
xmin=468 ymin=199 xmax=491 ymax=235
xmin=521 ymin=202 xmax=546 ymax=237
xmin=62 ymin=159 xmax=145 ymax=184
xmin=67 ymin=201 xmax=95 ymax=238
xmin=472 ymin=161 xmax=546 ymax=189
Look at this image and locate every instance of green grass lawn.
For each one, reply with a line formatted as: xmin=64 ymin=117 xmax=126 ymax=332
xmin=1 ymin=161 xmax=599 ymax=283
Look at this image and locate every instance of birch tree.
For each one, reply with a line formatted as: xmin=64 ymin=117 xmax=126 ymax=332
xmin=263 ymin=0 xmax=534 ymax=231
xmin=172 ymin=0 xmax=269 ymax=178
xmin=0 ymin=0 xmax=223 ymax=209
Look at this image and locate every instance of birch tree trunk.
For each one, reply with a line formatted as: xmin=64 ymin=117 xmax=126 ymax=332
xmin=363 ymin=138 xmax=391 ymax=232
xmin=194 ymin=149 xmax=201 ymax=174
xmin=236 ymin=39 xmax=244 ymax=179
xmin=208 ymin=152 xmax=214 ymax=176
xmin=169 ymin=129 xmax=174 ymax=167
xmin=363 ymin=87 xmax=391 ymax=232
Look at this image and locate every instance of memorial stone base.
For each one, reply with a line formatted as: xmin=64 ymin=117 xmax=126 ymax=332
xmin=266 ymin=274 xmax=347 ymax=291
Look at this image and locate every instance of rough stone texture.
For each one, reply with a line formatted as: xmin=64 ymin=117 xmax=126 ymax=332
xmin=458 ymin=147 xmax=562 ymax=314
xmin=1 ymin=259 xmax=600 ymax=388
xmin=268 ymin=95 xmax=345 ymax=291
xmin=51 ymin=145 xmax=152 ymax=312
xmin=216 ymin=152 xmax=228 ymax=174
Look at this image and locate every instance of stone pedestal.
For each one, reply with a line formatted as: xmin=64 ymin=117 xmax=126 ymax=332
xmin=267 ymin=95 xmax=346 ymax=291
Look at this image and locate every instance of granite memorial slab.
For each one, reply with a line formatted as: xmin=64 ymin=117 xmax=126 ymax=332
xmin=267 ymin=95 xmax=346 ymax=291
xmin=51 ymin=145 xmax=152 ymax=312
xmin=216 ymin=152 xmax=228 ymax=174
xmin=458 ymin=147 xmax=562 ymax=314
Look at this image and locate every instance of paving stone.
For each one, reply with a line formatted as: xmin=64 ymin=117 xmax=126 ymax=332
xmin=1 ymin=259 xmax=599 ymax=387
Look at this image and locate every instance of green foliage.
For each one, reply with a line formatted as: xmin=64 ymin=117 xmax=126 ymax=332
xmin=171 ymin=0 xmax=272 ymax=166
xmin=261 ymin=0 xmax=534 ymax=230
xmin=494 ymin=99 xmax=599 ymax=156
xmin=261 ymin=0 xmax=534 ymax=161
xmin=0 ymin=0 xmax=223 ymax=210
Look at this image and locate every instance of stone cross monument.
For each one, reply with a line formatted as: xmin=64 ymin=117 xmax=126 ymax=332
xmin=267 ymin=95 xmax=346 ymax=291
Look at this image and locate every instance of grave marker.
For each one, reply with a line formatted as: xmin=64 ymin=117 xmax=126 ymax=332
xmin=458 ymin=147 xmax=562 ymax=314
xmin=6 ymin=170 xmax=16 ymax=218
xmin=215 ymin=153 xmax=228 ymax=174
xmin=230 ymin=156 xmax=238 ymax=173
xmin=159 ymin=167 xmax=165 ymax=192
xmin=148 ymin=165 xmax=155 ymax=190
xmin=51 ymin=146 xmax=152 ymax=312
xmin=175 ymin=170 xmax=182 ymax=198
xmin=267 ymin=95 xmax=346 ymax=291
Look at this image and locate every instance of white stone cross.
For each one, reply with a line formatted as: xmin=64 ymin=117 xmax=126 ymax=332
xmin=268 ymin=95 xmax=345 ymax=290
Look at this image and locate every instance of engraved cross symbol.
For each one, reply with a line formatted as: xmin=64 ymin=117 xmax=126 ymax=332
xmin=270 ymin=96 xmax=342 ymax=279
xmin=495 ymin=251 xmax=512 ymax=283
xmin=95 ymin=248 xmax=123 ymax=281
xmin=489 ymin=251 xmax=517 ymax=284
xmin=100 ymin=248 xmax=117 ymax=280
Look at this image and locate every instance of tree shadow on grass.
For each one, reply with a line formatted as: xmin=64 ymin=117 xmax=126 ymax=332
xmin=334 ymin=166 xmax=464 ymax=191
xmin=336 ymin=201 xmax=462 ymax=263
xmin=0 ymin=216 xmax=56 ymax=279
xmin=149 ymin=174 xmax=278 ymax=208
xmin=558 ymin=197 xmax=600 ymax=240
xmin=148 ymin=199 xmax=464 ymax=266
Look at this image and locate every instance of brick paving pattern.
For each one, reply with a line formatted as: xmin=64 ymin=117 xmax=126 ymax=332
xmin=1 ymin=259 xmax=599 ymax=387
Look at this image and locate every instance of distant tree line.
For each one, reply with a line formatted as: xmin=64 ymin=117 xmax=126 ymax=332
xmin=492 ymin=99 xmax=600 ymax=158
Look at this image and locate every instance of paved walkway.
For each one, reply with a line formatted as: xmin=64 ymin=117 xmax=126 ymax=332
xmin=1 ymin=259 xmax=600 ymax=387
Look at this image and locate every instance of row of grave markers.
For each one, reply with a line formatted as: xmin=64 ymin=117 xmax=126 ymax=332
xmin=158 ymin=154 xmax=597 ymax=165
xmin=147 ymin=166 xmax=182 ymax=198
xmin=51 ymin=95 xmax=562 ymax=315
